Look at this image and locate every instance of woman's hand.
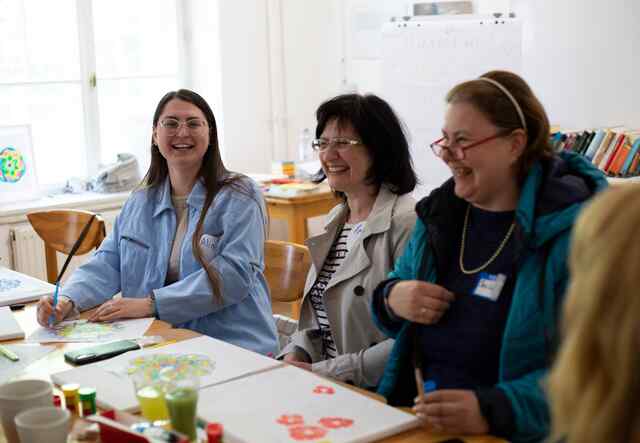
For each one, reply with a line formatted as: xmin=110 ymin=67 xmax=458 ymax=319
xmin=88 ymin=297 xmax=153 ymax=322
xmin=283 ymin=351 xmax=312 ymax=371
xmin=286 ymin=360 xmax=312 ymax=371
xmin=387 ymin=280 xmax=454 ymax=324
xmin=37 ymin=295 xmax=74 ymax=327
xmin=413 ymin=389 xmax=489 ymax=435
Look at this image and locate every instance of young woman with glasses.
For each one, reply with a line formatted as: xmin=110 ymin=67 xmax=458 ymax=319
xmin=278 ymin=93 xmax=418 ymax=388
xmin=370 ymin=71 xmax=608 ymax=442
xmin=37 ymin=89 xmax=278 ymax=355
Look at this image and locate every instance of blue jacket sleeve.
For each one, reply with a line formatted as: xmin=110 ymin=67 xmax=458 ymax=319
xmin=153 ymin=193 xmax=267 ymax=325
xmin=61 ymin=213 xmax=124 ymax=311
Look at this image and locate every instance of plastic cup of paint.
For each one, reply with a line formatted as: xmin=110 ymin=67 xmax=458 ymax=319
xmin=161 ymin=367 xmax=200 ymax=442
xmin=130 ymin=370 xmax=170 ymax=424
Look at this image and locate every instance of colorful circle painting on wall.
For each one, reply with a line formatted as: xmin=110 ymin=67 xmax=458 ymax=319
xmin=0 ymin=147 xmax=27 ymax=183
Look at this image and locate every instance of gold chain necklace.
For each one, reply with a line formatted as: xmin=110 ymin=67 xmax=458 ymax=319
xmin=459 ymin=204 xmax=516 ymax=275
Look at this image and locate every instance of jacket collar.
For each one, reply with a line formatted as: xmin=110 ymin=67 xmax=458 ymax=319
xmin=322 ymin=184 xmax=399 ymax=236
xmin=417 ymin=151 xmax=607 ymax=249
xmin=152 ymin=177 xmax=207 ymax=217
xmin=306 ymin=185 xmax=400 ymax=287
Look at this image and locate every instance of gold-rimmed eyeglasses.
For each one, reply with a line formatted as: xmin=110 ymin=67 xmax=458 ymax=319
xmin=159 ymin=118 xmax=208 ymax=136
xmin=311 ymin=137 xmax=362 ymax=152
xmin=430 ymin=131 xmax=511 ymax=160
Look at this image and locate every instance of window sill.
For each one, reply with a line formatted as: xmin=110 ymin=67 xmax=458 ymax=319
xmin=0 ymin=191 xmax=131 ymax=224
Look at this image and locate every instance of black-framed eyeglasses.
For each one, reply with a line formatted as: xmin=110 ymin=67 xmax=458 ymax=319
xmin=311 ymin=137 xmax=362 ymax=152
xmin=159 ymin=118 xmax=208 ymax=136
xmin=430 ymin=131 xmax=511 ymax=160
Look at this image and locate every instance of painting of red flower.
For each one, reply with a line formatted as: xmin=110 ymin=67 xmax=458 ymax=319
xmin=312 ymin=385 xmax=335 ymax=395
xmin=276 ymin=414 xmax=304 ymax=426
xmin=288 ymin=425 xmax=328 ymax=441
xmin=318 ymin=417 xmax=354 ymax=429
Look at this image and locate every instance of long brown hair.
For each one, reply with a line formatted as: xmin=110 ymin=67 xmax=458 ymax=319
xmin=446 ymin=70 xmax=554 ymax=183
xmin=143 ymin=89 xmax=252 ymax=303
xmin=548 ymin=185 xmax=640 ymax=443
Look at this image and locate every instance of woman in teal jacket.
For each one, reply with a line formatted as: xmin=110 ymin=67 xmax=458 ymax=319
xmin=371 ymin=71 xmax=607 ymax=443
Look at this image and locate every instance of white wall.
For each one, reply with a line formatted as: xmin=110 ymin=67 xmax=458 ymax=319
xmin=188 ymin=0 xmax=345 ymax=175
xmin=513 ymin=0 xmax=640 ymax=129
xmin=189 ymin=0 xmax=273 ymax=174
xmin=281 ymin=0 xmax=344 ymax=156
xmin=344 ymin=0 xmax=639 ymax=130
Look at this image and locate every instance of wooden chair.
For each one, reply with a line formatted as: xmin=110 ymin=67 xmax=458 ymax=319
xmin=27 ymin=209 xmax=107 ymax=283
xmin=264 ymin=239 xmax=311 ymax=320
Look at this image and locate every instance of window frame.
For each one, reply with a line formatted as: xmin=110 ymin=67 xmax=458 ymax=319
xmin=2 ymin=0 xmax=191 ymax=190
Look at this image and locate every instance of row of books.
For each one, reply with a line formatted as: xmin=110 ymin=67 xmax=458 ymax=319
xmin=551 ymin=129 xmax=640 ymax=177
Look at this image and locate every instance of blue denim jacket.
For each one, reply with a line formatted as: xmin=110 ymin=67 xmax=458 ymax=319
xmin=62 ymin=177 xmax=278 ymax=355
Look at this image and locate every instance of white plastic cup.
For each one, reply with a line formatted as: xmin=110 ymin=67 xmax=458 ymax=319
xmin=0 ymin=379 xmax=52 ymax=443
xmin=15 ymin=406 xmax=71 ymax=443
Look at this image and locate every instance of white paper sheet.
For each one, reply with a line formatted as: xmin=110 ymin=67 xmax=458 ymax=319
xmin=51 ymin=335 xmax=282 ymax=412
xmin=0 ymin=267 xmax=55 ymax=306
xmin=197 ymin=365 xmax=419 ymax=443
xmin=26 ymin=318 xmax=154 ymax=343
xmin=0 ymin=344 xmax=56 ymax=384
xmin=0 ymin=306 xmax=25 ymax=341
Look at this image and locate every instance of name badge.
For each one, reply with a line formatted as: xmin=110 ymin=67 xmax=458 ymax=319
xmin=473 ymin=272 xmax=506 ymax=301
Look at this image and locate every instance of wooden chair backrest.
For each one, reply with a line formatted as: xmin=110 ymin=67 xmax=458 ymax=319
xmin=26 ymin=209 xmax=106 ymax=283
xmin=264 ymin=240 xmax=311 ymax=319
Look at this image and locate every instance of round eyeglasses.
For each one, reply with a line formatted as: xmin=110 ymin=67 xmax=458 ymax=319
xmin=159 ymin=118 xmax=208 ymax=136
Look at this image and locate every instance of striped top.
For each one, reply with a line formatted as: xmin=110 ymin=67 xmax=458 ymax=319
xmin=309 ymin=221 xmax=366 ymax=360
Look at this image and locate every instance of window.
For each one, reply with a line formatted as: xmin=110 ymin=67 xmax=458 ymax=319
xmin=0 ymin=0 xmax=185 ymax=187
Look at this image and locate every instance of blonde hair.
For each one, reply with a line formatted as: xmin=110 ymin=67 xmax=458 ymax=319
xmin=548 ymin=185 xmax=640 ymax=443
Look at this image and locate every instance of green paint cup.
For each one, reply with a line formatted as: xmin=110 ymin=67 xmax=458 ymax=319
xmin=161 ymin=368 xmax=200 ymax=442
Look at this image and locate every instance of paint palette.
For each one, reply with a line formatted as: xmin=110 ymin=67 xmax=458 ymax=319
xmin=126 ymin=353 xmax=215 ymax=384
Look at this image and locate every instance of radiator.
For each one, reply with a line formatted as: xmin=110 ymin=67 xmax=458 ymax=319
xmin=10 ymin=225 xmax=48 ymax=280
xmin=10 ymin=211 xmax=118 ymax=282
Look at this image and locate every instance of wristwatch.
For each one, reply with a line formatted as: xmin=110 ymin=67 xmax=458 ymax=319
xmin=148 ymin=292 xmax=158 ymax=318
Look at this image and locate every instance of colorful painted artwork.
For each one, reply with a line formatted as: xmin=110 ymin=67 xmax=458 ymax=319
xmin=27 ymin=318 xmax=154 ymax=343
xmin=0 ymin=147 xmax=27 ymax=183
xmin=0 ymin=125 xmax=39 ymax=203
xmin=0 ymin=267 xmax=55 ymax=307
xmin=0 ymin=278 xmax=22 ymax=293
xmin=126 ymin=353 xmax=215 ymax=384
xmin=276 ymin=413 xmax=355 ymax=441
xmin=54 ymin=320 xmax=125 ymax=341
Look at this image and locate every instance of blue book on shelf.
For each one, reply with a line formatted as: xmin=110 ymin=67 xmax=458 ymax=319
xmin=620 ymin=138 xmax=640 ymax=176
xmin=584 ymin=130 xmax=606 ymax=160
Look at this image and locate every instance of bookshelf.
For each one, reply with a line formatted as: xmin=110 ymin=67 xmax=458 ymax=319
xmin=550 ymin=129 xmax=640 ymax=182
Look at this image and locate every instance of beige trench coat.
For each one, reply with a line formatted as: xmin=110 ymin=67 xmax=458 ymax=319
xmin=279 ymin=185 xmax=416 ymax=387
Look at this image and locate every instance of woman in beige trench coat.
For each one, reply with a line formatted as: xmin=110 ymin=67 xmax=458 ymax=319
xmin=278 ymin=93 xmax=418 ymax=388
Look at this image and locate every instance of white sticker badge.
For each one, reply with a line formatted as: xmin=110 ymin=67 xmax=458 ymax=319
xmin=473 ymin=272 xmax=507 ymax=302
xmin=199 ymin=233 xmax=222 ymax=262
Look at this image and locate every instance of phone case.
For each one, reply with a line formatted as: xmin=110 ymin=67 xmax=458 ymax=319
xmin=64 ymin=339 xmax=140 ymax=365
